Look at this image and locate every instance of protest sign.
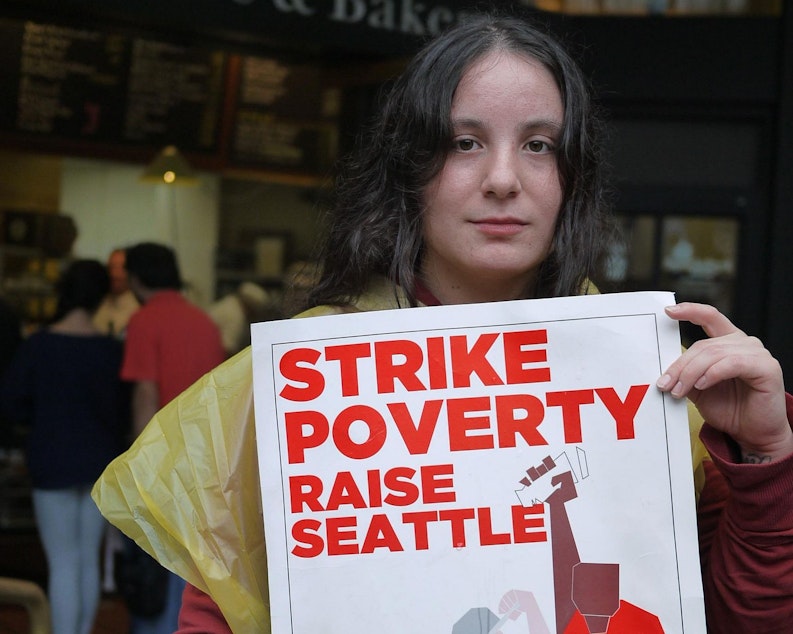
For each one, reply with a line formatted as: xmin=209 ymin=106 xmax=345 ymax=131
xmin=251 ymin=291 xmax=706 ymax=633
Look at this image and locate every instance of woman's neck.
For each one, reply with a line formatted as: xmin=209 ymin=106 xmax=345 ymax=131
xmin=50 ymin=308 xmax=100 ymax=336
xmin=418 ymin=269 xmax=535 ymax=306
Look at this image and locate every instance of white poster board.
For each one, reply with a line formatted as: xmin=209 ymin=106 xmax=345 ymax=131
xmin=251 ymin=291 xmax=706 ymax=634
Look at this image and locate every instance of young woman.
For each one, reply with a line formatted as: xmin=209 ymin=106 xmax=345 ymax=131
xmin=93 ymin=14 xmax=793 ymax=634
xmin=2 ymin=260 xmax=129 ymax=634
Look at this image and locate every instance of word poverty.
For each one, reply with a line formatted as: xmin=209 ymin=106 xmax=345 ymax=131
xmin=275 ymin=328 xmax=650 ymax=558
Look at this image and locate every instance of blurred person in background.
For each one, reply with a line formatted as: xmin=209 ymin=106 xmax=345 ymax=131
xmin=93 ymin=247 xmax=140 ymax=338
xmin=208 ymin=280 xmax=276 ymax=357
xmin=91 ymin=247 xmax=140 ymax=592
xmin=1 ymin=260 xmax=129 ymax=634
xmin=120 ymin=242 xmax=225 ymax=634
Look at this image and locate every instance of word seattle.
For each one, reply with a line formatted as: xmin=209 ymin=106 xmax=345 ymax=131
xmin=275 ymin=328 xmax=650 ymax=557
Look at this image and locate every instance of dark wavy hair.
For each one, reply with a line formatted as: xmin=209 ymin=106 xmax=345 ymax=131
xmin=308 ymin=13 xmax=615 ymax=308
xmin=53 ymin=259 xmax=110 ymax=320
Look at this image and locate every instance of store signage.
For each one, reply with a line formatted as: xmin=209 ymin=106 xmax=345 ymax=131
xmin=258 ymin=0 xmax=462 ymax=37
xmin=0 ymin=19 xmax=226 ymax=152
xmin=1 ymin=0 xmax=488 ymax=54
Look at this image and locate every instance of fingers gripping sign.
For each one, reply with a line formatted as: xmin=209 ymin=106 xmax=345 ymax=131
xmin=656 ymin=302 xmax=793 ymax=462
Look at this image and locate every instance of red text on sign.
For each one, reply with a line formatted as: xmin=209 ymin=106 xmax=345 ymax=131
xmin=278 ymin=329 xmax=551 ymax=402
xmin=284 ymin=385 xmax=650 ymax=464
xmin=290 ymin=503 xmax=546 ymax=557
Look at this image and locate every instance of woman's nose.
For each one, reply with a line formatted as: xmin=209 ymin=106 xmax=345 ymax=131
xmin=482 ymin=148 xmax=522 ymax=198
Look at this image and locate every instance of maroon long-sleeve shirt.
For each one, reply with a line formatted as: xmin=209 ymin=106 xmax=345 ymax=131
xmin=176 ymin=394 xmax=793 ymax=634
xmin=696 ymin=392 xmax=793 ymax=633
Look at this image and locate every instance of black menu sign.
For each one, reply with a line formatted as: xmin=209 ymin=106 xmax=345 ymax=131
xmin=0 ymin=19 xmax=226 ymax=152
xmin=123 ymin=39 xmax=225 ymax=149
xmin=230 ymin=55 xmax=338 ymax=174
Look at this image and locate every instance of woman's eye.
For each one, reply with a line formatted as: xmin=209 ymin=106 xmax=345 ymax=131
xmin=455 ymin=138 xmax=477 ymax=151
xmin=527 ymin=139 xmax=553 ymax=153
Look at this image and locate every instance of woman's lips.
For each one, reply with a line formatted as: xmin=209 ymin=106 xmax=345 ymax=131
xmin=472 ymin=218 xmax=527 ymax=236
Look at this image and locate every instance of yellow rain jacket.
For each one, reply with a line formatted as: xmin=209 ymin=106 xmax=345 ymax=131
xmin=92 ymin=279 xmax=709 ymax=632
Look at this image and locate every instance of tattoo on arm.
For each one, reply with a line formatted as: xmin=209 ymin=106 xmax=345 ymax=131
xmin=742 ymin=452 xmax=773 ymax=464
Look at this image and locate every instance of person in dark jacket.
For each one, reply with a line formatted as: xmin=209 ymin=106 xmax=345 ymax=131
xmin=2 ymin=259 xmax=129 ymax=634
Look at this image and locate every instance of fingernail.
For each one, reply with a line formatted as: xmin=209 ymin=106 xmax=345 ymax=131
xmin=656 ymin=374 xmax=672 ymax=390
xmin=671 ymin=382 xmax=685 ymax=398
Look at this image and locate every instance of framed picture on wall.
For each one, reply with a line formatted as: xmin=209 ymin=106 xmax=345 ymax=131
xmin=254 ymin=233 xmax=288 ymax=279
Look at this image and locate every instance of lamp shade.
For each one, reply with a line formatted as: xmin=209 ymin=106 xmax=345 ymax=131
xmin=139 ymin=145 xmax=198 ymax=185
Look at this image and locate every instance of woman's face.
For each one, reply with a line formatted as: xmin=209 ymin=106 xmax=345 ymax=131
xmin=420 ymin=50 xmax=564 ymax=304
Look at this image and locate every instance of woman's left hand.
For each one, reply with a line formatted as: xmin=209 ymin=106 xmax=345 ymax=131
xmin=657 ymin=302 xmax=793 ymax=463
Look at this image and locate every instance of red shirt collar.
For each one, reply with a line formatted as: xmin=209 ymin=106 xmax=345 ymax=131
xmin=413 ymin=278 xmax=441 ymax=306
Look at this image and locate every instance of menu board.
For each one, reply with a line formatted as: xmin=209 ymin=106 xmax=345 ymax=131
xmin=230 ymin=55 xmax=339 ymax=174
xmin=123 ymin=39 xmax=225 ymax=149
xmin=0 ymin=19 xmax=226 ymax=152
xmin=0 ymin=17 xmax=345 ymax=175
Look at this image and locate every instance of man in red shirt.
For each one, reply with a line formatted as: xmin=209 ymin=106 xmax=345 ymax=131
xmin=121 ymin=242 xmax=226 ymax=634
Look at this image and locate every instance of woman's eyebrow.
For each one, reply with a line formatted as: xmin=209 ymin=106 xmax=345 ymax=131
xmin=450 ymin=117 xmax=563 ymax=134
xmin=450 ymin=116 xmax=485 ymax=131
xmin=522 ymin=118 xmax=563 ymax=134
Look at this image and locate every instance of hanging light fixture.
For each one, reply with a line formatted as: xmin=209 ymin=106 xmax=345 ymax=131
xmin=139 ymin=145 xmax=198 ymax=185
